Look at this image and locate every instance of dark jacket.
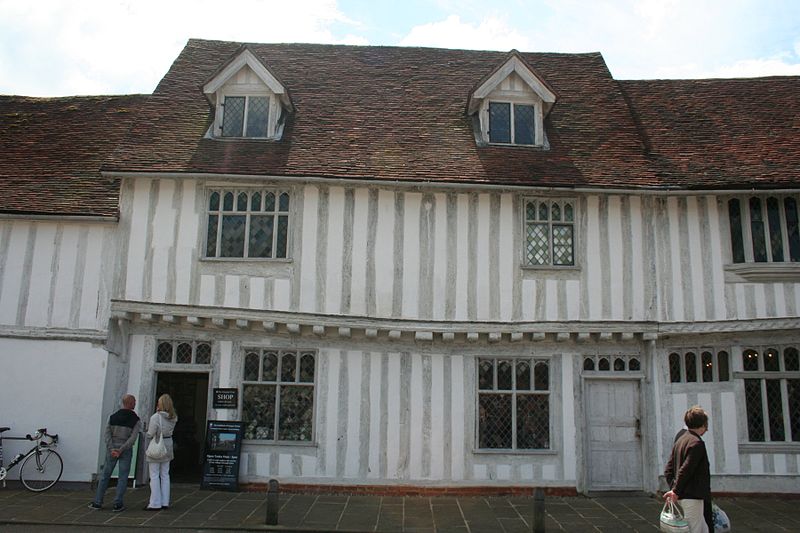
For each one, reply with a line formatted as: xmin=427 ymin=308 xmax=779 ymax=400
xmin=664 ymin=429 xmax=710 ymax=500
xmin=105 ymin=408 xmax=141 ymax=453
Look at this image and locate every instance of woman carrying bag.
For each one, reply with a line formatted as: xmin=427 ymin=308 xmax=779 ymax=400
xmin=144 ymin=394 xmax=178 ymax=510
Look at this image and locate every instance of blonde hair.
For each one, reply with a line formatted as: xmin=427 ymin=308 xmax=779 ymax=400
xmin=157 ymin=394 xmax=177 ymax=419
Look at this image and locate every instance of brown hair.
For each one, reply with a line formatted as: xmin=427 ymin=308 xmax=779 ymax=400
xmin=157 ymin=394 xmax=177 ymax=420
xmin=684 ymin=405 xmax=708 ymax=430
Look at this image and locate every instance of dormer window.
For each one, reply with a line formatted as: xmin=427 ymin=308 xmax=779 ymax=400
xmin=468 ymin=51 xmax=556 ymax=148
xmin=488 ymin=102 xmax=535 ymax=145
xmin=222 ymin=95 xmax=269 ymax=137
xmin=203 ymin=48 xmax=293 ymax=141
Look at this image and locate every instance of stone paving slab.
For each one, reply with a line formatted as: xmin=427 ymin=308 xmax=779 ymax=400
xmin=1 ymin=485 xmax=800 ymax=531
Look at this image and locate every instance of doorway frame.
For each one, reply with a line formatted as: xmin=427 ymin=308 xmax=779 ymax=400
xmin=581 ymin=375 xmax=646 ymax=492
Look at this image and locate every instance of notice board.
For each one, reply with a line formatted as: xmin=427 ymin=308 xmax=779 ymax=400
xmin=200 ymin=420 xmax=244 ymax=491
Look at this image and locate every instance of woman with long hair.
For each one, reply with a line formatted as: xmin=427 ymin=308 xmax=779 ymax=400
xmin=144 ymin=393 xmax=178 ymax=510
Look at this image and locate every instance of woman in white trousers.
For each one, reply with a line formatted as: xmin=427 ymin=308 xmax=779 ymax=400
xmin=144 ymin=394 xmax=178 ymax=510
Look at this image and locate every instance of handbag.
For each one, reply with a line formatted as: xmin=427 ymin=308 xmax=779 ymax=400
xmin=145 ymin=422 xmax=168 ymax=460
xmin=712 ymin=503 xmax=731 ymax=533
xmin=660 ymin=501 xmax=690 ymax=533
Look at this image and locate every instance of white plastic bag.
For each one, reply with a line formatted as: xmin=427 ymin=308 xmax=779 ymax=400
xmin=712 ymin=503 xmax=731 ymax=533
xmin=660 ymin=501 xmax=690 ymax=533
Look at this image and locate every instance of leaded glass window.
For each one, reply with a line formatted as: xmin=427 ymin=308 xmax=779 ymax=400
xmin=155 ymin=340 xmax=212 ymax=365
xmin=477 ymin=357 xmax=550 ymax=450
xmin=206 ymin=188 xmax=290 ymax=259
xmin=243 ymin=349 xmax=315 ymax=441
xmin=488 ymin=102 xmax=536 ymax=145
xmin=740 ymin=345 xmax=800 ymax=443
xmin=488 ymin=102 xmax=511 ymax=144
xmin=524 ymin=198 xmax=575 ymax=266
xmin=667 ymin=348 xmax=729 ymax=383
xmin=582 ymin=354 xmax=643 ymax=374
xmin=221 ymin=95 xmax=270 ymax=138
xmin=728 ymin=195 xmax=800 ymax=264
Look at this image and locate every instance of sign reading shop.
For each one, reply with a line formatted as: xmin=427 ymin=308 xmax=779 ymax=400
xmin=201 ymin=420 xmax=244 ymax=491
xmin=212 ymin=388 xmax=238 ymax=409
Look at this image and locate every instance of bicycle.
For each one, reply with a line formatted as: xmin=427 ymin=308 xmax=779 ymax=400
xmin=0 ymin=427 xmax=62 ymax=492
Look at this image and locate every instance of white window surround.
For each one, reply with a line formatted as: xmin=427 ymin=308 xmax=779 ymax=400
xmin=468 ymin=52 xmax=556 ymax=148
xmin=203 ymin=48 xmax=293 ymax=140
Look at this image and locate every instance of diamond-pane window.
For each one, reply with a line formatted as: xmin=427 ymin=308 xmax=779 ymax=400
xmin=583 ymin=358 xmax=595 ymax=371
xmin=242 ymin=349 xmax=316 ymax=442
xmin=206 ymin=188 xmax=291 ymax=259
xmin=629 ymin=358 xmax=641 ymax=371
xmin=702 ymin=351 xmax=713 ymax=382
xmin=477 ymin=357 xmax=549 ymax=450
xmin=196 ymin=343 xmax=211 ymax=365
xmin=157 ymin=342 xmax=173 ymax=364
xmin=685 ymin=352 xmax=697 ymax=382
xmin=221 ymin=95 xmax=271 ymax=138
xmin=176 ymin=343 xmax=193 ymax=364
xmin=488 ymin=102 xmax=538 ymax=145
xmin=718 ymin=351 xmax=730 ymax=381
xmin=245 ymin=96 xmax=269 ymax=137
xmin=221 ymin=96 xmax=245 ymax=136
xmin=524 ymin=199 xmax=575 ymax=267
xmin=156 ymin=341 xmax=212 ymax=367
xmin=614 ymin=358 xmax=625 ymax=371
xmin=488 ymin=102 xmax=511 ymax=144
xmin=669 ymin=353 xmax=681 ymax=382
xmin=741 ymin=343 xmax=800 ymax=443
xmin=599 ymin=358 xmax=610 ymax=371
xmin=514 ymin=104 xmax=535 ymax=145
xmin=730 ymin=195 xmax=800 ymax=264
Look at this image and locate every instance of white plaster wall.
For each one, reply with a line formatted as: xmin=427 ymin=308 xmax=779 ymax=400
xmin=0 ymin=338 xmax=108 ymax=482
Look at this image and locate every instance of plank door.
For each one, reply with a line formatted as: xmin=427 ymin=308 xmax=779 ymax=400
xmin=585 ymin=379 xmax=643 ymax=490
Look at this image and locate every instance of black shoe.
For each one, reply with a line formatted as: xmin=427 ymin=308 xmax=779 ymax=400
xmin=112 ymin=504 xmax=125 ymax=512
xmin=88 ymin=502 xmax=102 ymax=510
xmin=161 ymin=506 xmax=169 ymax=510
xmin=143 ymin=506 xmax=161 ymax=511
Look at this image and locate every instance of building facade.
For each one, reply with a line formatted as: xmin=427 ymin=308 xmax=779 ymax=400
xmin=1 ymin=40 xmax=798 ymax=493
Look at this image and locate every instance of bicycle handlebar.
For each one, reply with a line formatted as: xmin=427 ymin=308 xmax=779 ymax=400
xmin=24 ymin=428 xmax=57 ymax=443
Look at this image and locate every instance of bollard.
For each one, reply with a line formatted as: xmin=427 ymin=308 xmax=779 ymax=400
xmin=265 ymin=478 xmax=279 ymax=525
xmin=532 ymin=487 xmax=545 ymax=533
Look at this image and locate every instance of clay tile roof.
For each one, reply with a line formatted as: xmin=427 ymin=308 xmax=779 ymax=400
xmin=0 ymin=94 xmax=147 ymax=217
xmin=619 ymin=77 xmax=800 ymax=190
xmin=104 ymin=39 xmax=657 ymax=189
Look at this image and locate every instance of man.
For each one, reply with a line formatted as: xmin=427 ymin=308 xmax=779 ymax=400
xmin=671 ymin=427 xmax=714 ymax=531
xmin=89 ymin=394 xmax=141 ymax=512
xmin=664 ymin=406 xmax=711 ymax=533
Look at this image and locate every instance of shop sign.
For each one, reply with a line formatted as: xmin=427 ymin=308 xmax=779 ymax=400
xmin=213 ymin=388 xmax=238 ymax=409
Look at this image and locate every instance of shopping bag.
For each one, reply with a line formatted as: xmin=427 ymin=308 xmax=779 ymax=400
xmin=712 ymin=503 xmax=731 ymax=533
xmin=660 ymin=501 xmax=690 ymax=533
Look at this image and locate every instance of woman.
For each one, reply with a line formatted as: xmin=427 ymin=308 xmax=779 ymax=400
xmin=663 ymin=406 xmax=711 ymax=533
xmin=145 ymin=394 xmax=178 ymax=510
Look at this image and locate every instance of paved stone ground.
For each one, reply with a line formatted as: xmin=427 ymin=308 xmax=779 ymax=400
xmin=1 ymin=484 xmax=799 ymax=531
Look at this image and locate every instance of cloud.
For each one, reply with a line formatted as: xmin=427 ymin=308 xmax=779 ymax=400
xmin=0 ymin=0 xmax=359 ymax=96
xmin=398 ymin=14 xmax=532 ymax=51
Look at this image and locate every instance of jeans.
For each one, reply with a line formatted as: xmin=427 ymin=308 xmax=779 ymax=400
xmin=148 ymin=461 xmax=171 ymax=508
xmin=93 ymin=448 xmax=133 ymax=506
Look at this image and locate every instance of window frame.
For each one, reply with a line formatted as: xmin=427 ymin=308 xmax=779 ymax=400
xmin=241 ymin=348 xmax=317 ymax=444
xmin=666 ymin=348 xmax=731 ymax=384
xmin=475 ymin=356 xmax=552 ymax=453
xmin=481 ymin=97 xmax=544 ymax=147
xmin=203 ymin=187 xmax=292 ymax=261
xmin=727 ymin=195 xmax=800 ymax=265
xmin=521 ymin=197 xmax=577 ymax=269
xmin=220 ymin=95 xmax=271 ymax=138
xmin=155 ymin=339 xmax=213 ymax=366
xmin=734 ymin=345 xmax=800 ymax=445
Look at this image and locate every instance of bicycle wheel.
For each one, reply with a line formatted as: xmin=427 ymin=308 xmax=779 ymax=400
xmin=20 ymin=449 xmax=63 ymax=492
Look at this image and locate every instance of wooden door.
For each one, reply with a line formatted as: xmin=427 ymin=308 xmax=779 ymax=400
xmin=585 ymin=379 xmax=643 ymax=490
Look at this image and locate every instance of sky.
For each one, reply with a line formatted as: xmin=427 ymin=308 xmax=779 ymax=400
xmin=1 ymin=0 xmax=799 ymax=97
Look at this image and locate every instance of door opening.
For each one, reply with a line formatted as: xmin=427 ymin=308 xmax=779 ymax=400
xmin=585 ymin=379 xmax=644 ymax=491
xmin=154 ymin=372 xmax=209 ymax=482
